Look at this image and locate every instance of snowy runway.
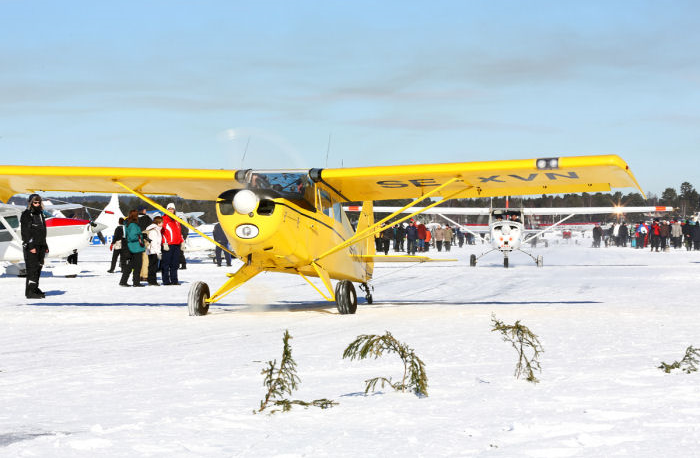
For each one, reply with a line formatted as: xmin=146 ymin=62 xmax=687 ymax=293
xmin=1 ymin=242 xmax=699 ymax=456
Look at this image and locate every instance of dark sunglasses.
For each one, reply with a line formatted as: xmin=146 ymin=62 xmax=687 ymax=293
xmin=32 ymin=200 xmax=42 ymax=204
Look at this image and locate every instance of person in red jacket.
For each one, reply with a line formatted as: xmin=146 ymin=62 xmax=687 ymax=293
xmin=649 ymin=219 xmax=661 ymax=252
xmin=416 ymin=222 xmax=427 ymax=252
xmin=161 ymin=202 xmax=184 ymax=285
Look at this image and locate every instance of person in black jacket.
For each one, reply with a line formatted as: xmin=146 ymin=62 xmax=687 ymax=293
xmin=21 ymin=194 xmax=48 ymax=299
xmin=179 ymin=223 xmax=189 ymax=269
xmin=394 ymin=224 xmax=406 ymax=252
xmin=213 ymin=222 xmax=231 ymax=267
xmin=108 ymin=217 xmax=125 ymax=273
xmin=406 ymin=221 xmax=418 ymax=255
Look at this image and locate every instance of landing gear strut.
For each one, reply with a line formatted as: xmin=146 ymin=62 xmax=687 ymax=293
xmin=359 ymin=282 xmax=373 ymax=304
xmin=188 ymin=281 xmax=210 ymax=316
xmin=335 ymin=280 xmax=357 ymax=314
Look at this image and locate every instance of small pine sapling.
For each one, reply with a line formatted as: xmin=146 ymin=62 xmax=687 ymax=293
xmin=257 ymin=330 xmax=337 ymax=414
xmin=343 ymin=331 xmax=428 ymax=397
xmin=491 ymin=314 xmax=544 ymax=384
xmin=658 ymin=345 xmax=700 ymax=374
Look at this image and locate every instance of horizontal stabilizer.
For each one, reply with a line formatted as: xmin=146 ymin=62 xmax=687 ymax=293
xmin=352 ymin=254 xmax=457 ymax=263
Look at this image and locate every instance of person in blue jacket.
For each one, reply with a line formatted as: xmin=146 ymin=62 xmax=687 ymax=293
xmin=119 ymin=209 xmax=146 ymax=287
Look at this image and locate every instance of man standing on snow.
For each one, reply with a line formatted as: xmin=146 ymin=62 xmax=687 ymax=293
xmin=161 ymin=202 xmax=184 ymax=285
xmin=21 ymin=194 xmax=48 ymax=299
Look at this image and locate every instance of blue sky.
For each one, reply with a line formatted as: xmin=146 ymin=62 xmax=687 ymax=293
xmin=2 ymin=0 xmax=699 ymax=196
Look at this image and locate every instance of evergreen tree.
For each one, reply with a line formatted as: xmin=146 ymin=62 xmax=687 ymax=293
xmin=658 ymin=346 xmax=700 ymax=374
xmin=257 ymin=330 xmax=337 ymax=414
xmin=491 ymin=315 xmax=544 ymax=384
xmin=660 ymin=187 xmax=678 ymax=207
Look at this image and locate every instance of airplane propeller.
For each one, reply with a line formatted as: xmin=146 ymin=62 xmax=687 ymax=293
xmin=82 ymin=206 xmax=107 ymax=244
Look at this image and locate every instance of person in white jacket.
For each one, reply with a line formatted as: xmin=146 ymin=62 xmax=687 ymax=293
xmin=145 ymin=216 xmax=163 ymax=286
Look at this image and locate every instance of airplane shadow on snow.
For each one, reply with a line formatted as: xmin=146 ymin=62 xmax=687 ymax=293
xmin=26 ymin=298 xmax=601 ymax=310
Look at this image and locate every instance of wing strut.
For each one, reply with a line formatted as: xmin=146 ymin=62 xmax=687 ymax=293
xmin=113 ymin=181 xmax=237 ymax=257
xmin=314 ymin=177 xmax=467 ymax=262
xmin=297 ymin=262 xmax=336 ymax=302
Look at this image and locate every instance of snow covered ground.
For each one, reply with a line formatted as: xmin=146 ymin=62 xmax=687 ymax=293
xmin=1 ymin=239 xmax=699 ymax=457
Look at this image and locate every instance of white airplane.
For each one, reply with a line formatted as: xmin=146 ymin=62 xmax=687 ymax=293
xmin=350 ymin=204 xmax=675 ymax=268
xmin=0 ymin=202 xmax=107 ymax=276
xmin=178 ymin=212 xmax=216 ymax=253
xmin=91 ymin=193 xmax=125 ymax=245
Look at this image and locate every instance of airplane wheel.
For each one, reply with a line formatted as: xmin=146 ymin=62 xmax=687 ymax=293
xmin=536 ymin=255 xmax=543 ymax=267
xmin=504 ymin=257 xmax=509 ymax=268
xmin=469 ymin=254 xmax=477 ymax=267
xmin=366 ymin=293 xmax=373 ymax=304
xmin=335 ymin=280 xmax=357 ymax=315
xmin=188 ymin=281 xmax=210 ymax=316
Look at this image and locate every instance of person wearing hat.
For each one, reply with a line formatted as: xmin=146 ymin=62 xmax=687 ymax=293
xmin=20 ymin=194 xmax=48 ymax=298
xmin=161 ymin=202 xmax=184 ymax=285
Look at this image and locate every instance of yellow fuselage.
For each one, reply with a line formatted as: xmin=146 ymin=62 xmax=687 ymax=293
xmin=217 ymin=195 xmax=372 ymax=283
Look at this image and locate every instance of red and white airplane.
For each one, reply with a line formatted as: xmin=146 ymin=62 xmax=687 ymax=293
xmin=0 ymin=202 xmax=107 ymax=276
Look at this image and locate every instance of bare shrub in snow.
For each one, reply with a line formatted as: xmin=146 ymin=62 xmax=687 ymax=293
xmin=491 ymin=314 xmax=544 ymax=384
xmin=343 ymin=331 xmax=428 ymax=397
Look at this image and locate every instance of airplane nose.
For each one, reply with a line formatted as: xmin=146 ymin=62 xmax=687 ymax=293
xmin=233 ymin=189 xmax=258 ymax=215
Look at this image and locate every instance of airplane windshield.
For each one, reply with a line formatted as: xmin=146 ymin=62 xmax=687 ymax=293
xmin=247 ymin=172 xmax=314 ymax=208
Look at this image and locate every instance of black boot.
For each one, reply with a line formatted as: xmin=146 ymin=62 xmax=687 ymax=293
xmin=26 ymin=289 xmax=44 ymax=299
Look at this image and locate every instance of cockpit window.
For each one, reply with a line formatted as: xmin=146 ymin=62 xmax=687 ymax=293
xmin=246 ymin=172 xmax=314 ymax=209
xmin=2 ymin=215 xmax=19 ymax=229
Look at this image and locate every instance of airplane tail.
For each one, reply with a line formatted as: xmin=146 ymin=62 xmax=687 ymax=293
xmin=94 ymin=194 xmax=125 ymax=243
xmin=355 ymin=201 xmax=375 ymax=277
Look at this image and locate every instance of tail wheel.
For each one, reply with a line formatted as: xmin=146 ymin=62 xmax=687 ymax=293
xmin=359 ymin=282 xmax=373 ymax=304
xmin=536 ymin=255 xmax=543 ymax=267
xmin=469 ymin=254 xmax=477 ymax=267
xmin=335 ymin=280 xmax=357 ymax=315
xmin=504 ymin=257 xmax=509 ymax=268
xmin=188 ymin=281 xmax=210 ymax=316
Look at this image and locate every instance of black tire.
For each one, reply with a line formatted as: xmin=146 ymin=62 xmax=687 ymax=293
xmin=335 ymin=280 xmax=357 ymax=314
xmin=366 ymin=294 xmax=373 ymax=304
xmin=504 ymin=257 xmax=509 ymax=268
xmin=469 ymin=254 xmax=477 ymax=267
xmin=188 ymin=281 xmax=210 ymax=316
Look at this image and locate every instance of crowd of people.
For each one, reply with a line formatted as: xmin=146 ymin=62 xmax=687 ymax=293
xmin=591 ymin=218 xmax=700 ymax=251
xmin=108 ymin=202 xmax=187 ymax=287
xmin=375 ymin=220 xmax=475 ymax=256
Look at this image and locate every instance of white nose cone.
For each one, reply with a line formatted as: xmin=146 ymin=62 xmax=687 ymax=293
xmin=233 ymin=189 xmax=258 ymax=215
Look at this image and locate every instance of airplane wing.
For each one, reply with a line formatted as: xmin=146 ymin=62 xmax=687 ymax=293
xmin=316 ymin=155 xmax=643 ymax=202
xmin=521 ymin=206 xmax=674 ymax=216
xmin=0 ymin=165 xmax=241 ymax=202
xmin=0 ymin=154 xmax=641 ymax=203
xmin=353 ymin=205 xmax=673 ymax=218
xmin=346 ymin=205 xmax=491 ymax=216
xmin=0 ymin=202 xmax=22 ymax=216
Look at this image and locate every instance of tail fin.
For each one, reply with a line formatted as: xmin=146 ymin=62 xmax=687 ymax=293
xmin=355 ymin=201 xmax=375 ymax=278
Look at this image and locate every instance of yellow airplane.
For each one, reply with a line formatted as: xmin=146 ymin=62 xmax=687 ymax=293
xmin=0 ymin=155 xmax=643 ymax=315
